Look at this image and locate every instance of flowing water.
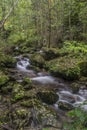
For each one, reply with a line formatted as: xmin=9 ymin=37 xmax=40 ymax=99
xmin=16 ymin=56 xmax=87 ymax=111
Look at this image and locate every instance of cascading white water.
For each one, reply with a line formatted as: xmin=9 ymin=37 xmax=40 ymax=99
xmin=17 ymin=57 xmax=30 ymax=72
xmin=16 ymin=56 xmax=87 ymax=111
xmin=56 ymin=90 xmax=87 ymax=111
xmin=31 ymin=76 xmax=55 ymax=84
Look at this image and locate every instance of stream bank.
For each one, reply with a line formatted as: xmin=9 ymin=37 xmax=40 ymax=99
xmin=0 ymin=41 xmax=87 ymax=130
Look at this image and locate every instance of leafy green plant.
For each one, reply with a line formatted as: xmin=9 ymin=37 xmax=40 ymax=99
xmin=64 ymin=108 xmax=87 ymax=130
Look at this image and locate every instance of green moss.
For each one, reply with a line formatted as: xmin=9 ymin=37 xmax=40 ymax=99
xmin=46 ymin=57 xmax=80 ymax=80
xmin=23 ymin=77 xmax=32 ymax=89
xmin=79 ymin=77 xmax=87 ymax=85
xmin=37 ymin=91 xmax=59 ymax=105
xmin=13 ymin=91 xmax=25 ymax=101
xmin=30 ymin=53 xmax=45 ymax=68
xmin=44 ymin=41 xmax=87 ymax=80
xmin=70 ymin=82 xmax=80 ymax=93
xmin=16 ymin=109 xmax=28 ymax=119
xmin=21 ymin=99 xmax=41 ymax=108
xmin=18 ymin=46 xmax=33 ymax=54
xmin=0 ymin=53 xmax=16 ymax=68
xmin=1 ymin=85 xmax=12 ymax=94
xmin=11 ymin=83 xmax=25 ymax=102
xmin=23 ymin=89 xmax=36 ymax=99
xmin=58 ymin=101 xmax=73 ymax=111
xmin=79 ymin=61 xmax=87 ymax=77
xmin=42 ymin=47 xmax=60 ymax=60
xmin=0 ymin=71 xmax=9 ymax=86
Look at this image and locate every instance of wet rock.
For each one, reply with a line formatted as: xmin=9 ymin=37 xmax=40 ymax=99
xmin=70 ymin=82 xmax=80 ymax=93
xmin=58 ymin=101 xmax=74 ymax=111
xmin=37 ymin=91 xmax=59 ymax=105
xmin=37 ymin=72 xmax=49 ymax=77
xmin=59 ymin=91 xmax=75 ymax=103
xmin=81 ymin=105 xmax=87 ymax=111
xmin=21 ymin=99 xmax=61 ymax=128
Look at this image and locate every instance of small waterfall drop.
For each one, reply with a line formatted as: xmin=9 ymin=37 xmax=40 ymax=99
xmin=16 ymin=57 xmax=30 ymax=72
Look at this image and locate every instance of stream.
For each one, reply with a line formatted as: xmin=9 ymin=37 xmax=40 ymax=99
xmin=16 ymin=55 xmax=87 ymax=112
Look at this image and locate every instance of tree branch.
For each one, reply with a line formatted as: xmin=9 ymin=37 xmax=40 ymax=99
xmin=0 ymin=0 xmax=19 ymax=30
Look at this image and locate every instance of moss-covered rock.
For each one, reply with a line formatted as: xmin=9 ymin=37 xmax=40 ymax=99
xmin=22 ymin=77 xmax=33 ymax=89
xmin=46 ymin=57 xmax=81 ymax=80
xmin=58 ymin=101 xmax=74 ymax=111
xmin=70 ymin=82 xmax=80 ymax=93
xmin=42 ymin=47 xmax=60 ymax=60
xmin=16 ymin=109 xmax=28 ymax=119
xmin=30 ymin=53 xmax=45 ymax=68
xmin=79 ymin=61 xmax=87 ymax=77
xmin=11 ymin=83 xmax=25 ymax=102
xmin=12 ymin=91 xmax=25 ymax=102
xmin=1 ymin=85 xmax=12 ymax=94
xmin=10 ymin=98 xmax=60 ymax=129
xmin=37 ymin=91 xmax=59 ymax=105
xmin=18 ymin=46 xmax=34 ymax=54
xmin=23 ymin=89 xmax=36 ymax=99
xmin=0 ymin=71 xmax=9 ymax=87
xmin=21 ymin=99 xmax=41 ymax=108
xmin=79 ymin=77 xmax=87 ymax=86
xmin=0 ymin=53 xmax=16 ymax=68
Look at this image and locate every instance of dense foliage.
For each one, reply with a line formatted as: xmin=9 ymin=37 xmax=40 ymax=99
xmin=0 ymin=0 xmax=87 ymax=47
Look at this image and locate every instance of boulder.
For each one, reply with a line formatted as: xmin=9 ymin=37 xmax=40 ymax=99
xmin=79 ymin=61 xmax=87 ymax=77
xmin=10 ymin=99 xmax=61 ymax=129
xmin=46 ymin=57 xmax=80 ymax=80
xmin=42 ymin=47 xmax=60 ymax=60
xmin=30 ymin=53 xmax=45 ymax=68
xmin=58 ymin=101 xmax=74 ymax=111
xmin=70 ymin=82 xmax=80 ymax=93
xmin=0 ymin=53 xmax=16 ymax=68
xmin=37 ymin=91 xmax=59 ymax=105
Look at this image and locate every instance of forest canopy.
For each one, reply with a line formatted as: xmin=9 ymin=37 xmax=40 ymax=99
xmin=0 ymin=0 xmax=87 ymax=47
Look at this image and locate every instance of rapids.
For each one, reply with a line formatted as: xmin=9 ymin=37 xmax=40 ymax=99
xmin=16 ymin=56 xmax=87 ymax=111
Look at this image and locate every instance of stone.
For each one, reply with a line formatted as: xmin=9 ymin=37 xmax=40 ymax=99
xmin=70 ymin=82 xmax=80 ymax=93
xmin=0 ymin=53 xmax=16 ymax=68
xmin=45 ymin=57 xmax=80 ymax=81
xmin=79 ymin=61 xmax=87 ymax=77
xmin=37 ymin=91 xmax=59 ymax=105
xmin=58 ymin=101 xmax=74 ymax=111
xmin=30 ymin=53 xmax=45 ymax=68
